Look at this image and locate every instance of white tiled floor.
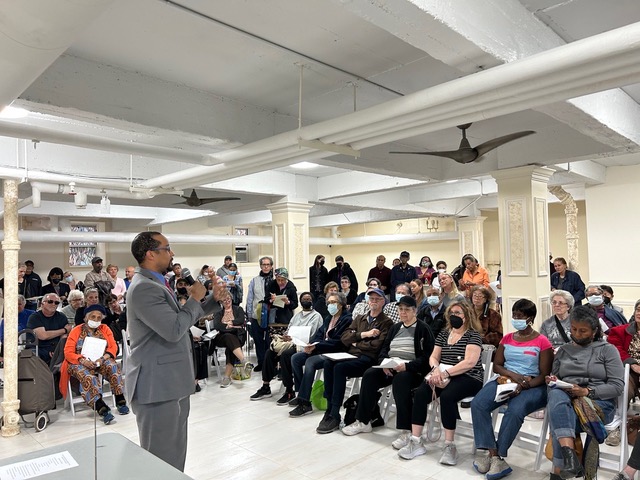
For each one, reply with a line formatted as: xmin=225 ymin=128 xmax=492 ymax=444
xmin=0 ymin=359 xmax=626 ymax=480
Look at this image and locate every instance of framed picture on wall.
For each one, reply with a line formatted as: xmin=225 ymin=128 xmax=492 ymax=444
xmin=69 ymin=224 xmax=97 ymax=267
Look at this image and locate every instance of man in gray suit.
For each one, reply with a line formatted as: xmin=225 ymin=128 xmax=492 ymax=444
xmin=125 ymin=231 xmax=206 ymax=471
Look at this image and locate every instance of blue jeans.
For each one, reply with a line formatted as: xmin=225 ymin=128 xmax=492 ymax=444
xmin=471 ymin=380 xmax=547 ymax=458
xmin=547 ymin=387 xmax=615 ymax=468
xmin=291 ymin=352 xmax=325 ymax=401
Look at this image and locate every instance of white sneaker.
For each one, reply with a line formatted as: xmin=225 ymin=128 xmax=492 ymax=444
xmin=220 ymin=376 xmax=232 ymax=388
xmin=342 ymin=420 xmax=372 ymax=436
xmin=487 ymin=456 xmax=513 ymax=480
xmin=398 ymin=436 xmax=427 ymax=460
xmin=605 ymin=427 xmax=621 ymax=446
xmin=473 ymin=450 xmax=491 ymax=474
xmin=439 ymin=443 xmax=458 ymax=466
xmin=392 ymin=430 xmax=411 ymax=450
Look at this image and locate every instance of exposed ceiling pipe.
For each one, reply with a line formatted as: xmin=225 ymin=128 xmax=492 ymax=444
xmin=0 ymin=0 xmax=115 ymax=108
xmin=30 ymin=181 xmax=158 ymax=202
xmin=0 ymin=229 xmax=458 ymax=245
xmin=0 ymin=166 xmax=132 ymax=190
xmin=0 ymin=122 xmax=214 ymax=166
xmin=142 ymin=21 xmax=640 ymax=190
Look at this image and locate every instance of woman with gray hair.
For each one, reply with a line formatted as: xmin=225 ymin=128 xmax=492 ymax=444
xmin=540 ymin=290 xmax=574 ymax=349
xmin=61 ymin=290 xmax=84 ymax=324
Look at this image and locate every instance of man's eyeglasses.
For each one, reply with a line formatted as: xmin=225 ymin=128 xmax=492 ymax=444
xmin=44 ymin=300 xmax=61 ymax=305
xmin=551 ymin=301 xmax=567 ymax=306
xmin=260 ymin=263 xmax=271 ymax=267
xmin=152 ymin=245 xmax=171 ymax=252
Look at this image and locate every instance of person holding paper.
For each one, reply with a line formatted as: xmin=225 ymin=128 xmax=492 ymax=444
xmin=471 ymin=299 xmax=553 ymax=480
xmin=316 ymin=287 xmax=393 ymax=434
xmin=250 ymin=292 xmax=322 ymax=404
xmin=59 ymin=304 xmax=128 ymax=425
xmin=266 ymin=267 xmax=298 ymax=324
xmin=289 ymin=291 xmax=352 ymax=417
xmin=342 ymin=295 xmax=435 ymax=439
xmin=544 ymin=305 xmax=624 ymax=480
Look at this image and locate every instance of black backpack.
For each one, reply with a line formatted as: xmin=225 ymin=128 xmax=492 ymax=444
xmin=342 ymin=392 xmax=384 ymax=427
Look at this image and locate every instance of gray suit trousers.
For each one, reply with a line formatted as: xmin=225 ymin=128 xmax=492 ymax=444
xmin=131 ymin=395 xmax=191 ymax=471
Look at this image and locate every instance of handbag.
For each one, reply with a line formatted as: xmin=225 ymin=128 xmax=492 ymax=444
xmin=628 ymin=415 xmax=640 ymax=446
xmin=270 ymin=334 xmax=293 ymax=355
xmin=310 ymin=379 xmax=327 ymax=411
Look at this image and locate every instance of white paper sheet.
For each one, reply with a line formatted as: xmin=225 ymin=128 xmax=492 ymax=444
xmin=322 ymin=352 xmax=357 ymax=361
xmin=272 ymin=295 xmax=288 ymax=308
xmin=80 ymin=337 xmax=107 ymax=362
xmin=0 ymin=451 xmax=78 ymax=480
xmin=549 ymin=379 xmax=574 ymax=389
xmin=373 ymin=357 xmax=407 ymax=369
xmin=494 ymin=382 xmax=518 ymax=402
xmin=190 ymin=326 xmax=205 ymax=337
xmin=291 ymin=337 xmax=318 ymax=347
xmin=203 ymin=329 xmax=218 ymax=340
xmin=287 ymin=325 xmax=312 ymax=343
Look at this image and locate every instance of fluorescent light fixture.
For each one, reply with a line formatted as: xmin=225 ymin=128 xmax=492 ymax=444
xmin=445 ymin=179 xmax=459 ymax=184
xmin=0 ymin=105 xmax=29 ymax=119
xmin=291 ymin=161 xmax=319 ymax=170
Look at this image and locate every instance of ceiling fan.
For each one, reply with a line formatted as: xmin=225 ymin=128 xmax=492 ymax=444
xmin=390 ymin=123 xmax=536 ymax=164
xmin=176 ymin=189 xmax=240 ymax=207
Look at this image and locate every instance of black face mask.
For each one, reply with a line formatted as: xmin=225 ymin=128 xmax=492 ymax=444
xmin=300 ymin=300 xmax=313 ymax=309
xmin=319 ymin=260 xmax=325 ymax=266
xmin=51 ymin=278 xmax=61 ymax=285
xmin=449 ymin=315 xmax=464 ymax=329
xmin=177 ymin=287 xmax=188 ymax=296
xmin=571 ymin=334 xmax=593 ymax=346
xmin=336 ymin=262 xmax=343 ymax=268
xmin=603 ymin=296 xmax=612 ymax=305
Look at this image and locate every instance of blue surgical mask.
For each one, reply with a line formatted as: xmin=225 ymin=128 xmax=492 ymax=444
xmin=395 ymin=293 xmax=404 ymax=302
xmin=511 ymin=319 xmax=529 ymax=331
xmin=426 ymin=295 xmax=440 ymax=306
xmin=327 ymin=303 xmax=339 ymax=316
xmin=588 ymin=295 xmax=603 ymax=306
xmin=364 ymin=294 xmax=370 ymax=302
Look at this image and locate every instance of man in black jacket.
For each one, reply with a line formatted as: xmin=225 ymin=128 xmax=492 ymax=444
xmin=328 ymin=255 xmax=359 ymax=293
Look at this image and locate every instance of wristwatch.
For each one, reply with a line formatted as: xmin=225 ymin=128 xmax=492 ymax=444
xmin=587 ymin=387 xmax=596 ymax=399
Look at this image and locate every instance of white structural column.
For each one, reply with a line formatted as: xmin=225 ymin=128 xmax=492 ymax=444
xmin=456 ymin=217 xmax=486 ymax=266
xmin=548 ymin=186 xmax=580 ymax=271
xmin=2 ymin=179 xmax=21 ymax=436
xmin=493 ymin=167 xmax=554 ymax=327
xmin=266 ymin=199 xmax=313 ymax=289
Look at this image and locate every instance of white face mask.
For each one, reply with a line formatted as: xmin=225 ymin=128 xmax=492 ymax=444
xmin=87 ymin=320 xmax=102 ymax=329
xmin=65 ymin=275 xmax=73 ymax=282
xmin=437 ymin=269 xmax=446 ymax=274
xmin=588 ymin=295 xmax=604 ymax=306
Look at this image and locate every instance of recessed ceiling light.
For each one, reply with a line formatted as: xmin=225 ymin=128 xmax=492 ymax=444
xmin=0 ymin=106 xmax=29 ymax=119
xmin=291 ymin=162 xmax=319 ymax=170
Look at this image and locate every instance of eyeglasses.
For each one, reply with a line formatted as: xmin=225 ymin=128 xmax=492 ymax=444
xmin=260 ymin=263 xmax=271 ymax=267
xmin=551 ymin=301 xmax=567 ymax=306
xmin=152 ymin=245 xmax=172 ymax=252
xmin=471 ymin=293 xmax=486 ymax=299
xmin=44 ymin=300 xmax=61 ymax=305
xmin=450 ymin=311 xmax=464 ymax=316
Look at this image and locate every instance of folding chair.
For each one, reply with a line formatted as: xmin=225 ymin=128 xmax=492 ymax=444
xmin=203 ymin=318 xmax=223 ymax=380
xmin=533 ymin=363 xmax=630 ymax=472
xmin=67 ymin=374 xmax=116 ymax=416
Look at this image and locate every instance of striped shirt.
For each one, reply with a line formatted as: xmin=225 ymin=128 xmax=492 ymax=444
xmin=436 ymin=329 xmax=484 ymax=383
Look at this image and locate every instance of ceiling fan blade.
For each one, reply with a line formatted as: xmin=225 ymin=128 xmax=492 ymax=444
xmin=390 ymin=149 xmax=478 ymax=164
xmin=197 ymin=197 xmax=241 ymax=205
xmin=474 ymin=130 xmax=535 ymax=158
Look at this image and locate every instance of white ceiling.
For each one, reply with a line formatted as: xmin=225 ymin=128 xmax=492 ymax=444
xmin=1 ymin=0 xmax=640 ymax=229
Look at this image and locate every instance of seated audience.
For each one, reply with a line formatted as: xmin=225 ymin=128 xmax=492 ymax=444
xmin=63 ymin=270 xmax=80 ymax=291
xmin=314 ymin=281 xmax=338 ymax=319
xmin=415 ymin=256 xmax=436 ymax=285
xmin=59 ymin=304 xmax=129 ymax=424
xmin=431 ymin=260 xmax=447 ymax=289
xmin=61 ymin=290 xmax=84 ymax=324
xmin=0 ymin=295 xmax=34 ymax=363
xmin=550 ymin=257 xmax=585 ymax=305
xmin=398 ymin=301 xmax=483 ymax=466
xmin=409 ymin=278 xmax=427 ymax=310
xmin=417 ymin=285 xmax=446 ymax=338
xmin=316 ymin=288 xmax=392 ymax=434
xmin=585 ymin=284 xmax=627 ymax=333
xmin=107 ymin=264 xmax=126 ymax=303
xmin=27 ymin=293 xmax=70 ymax=365
xmin=41 ymin=267 xmax=70 ymax=304
xmin=250 ymin=292 xmax=323 ymax=404
xmin=384 ymin=283 xmax=411 ymax=323
xmin=340 ymin=275 xmax=357 ymax=307
xmin=342 ymin=295 xmax=435 ymax=438
xmin=74 ymin=288 xmax=100 ymax=326
xmin=540 ymin=290 xmax=574 ymax=349
xmin=470 ymin=285 xmax=503 ymax=348
xmin=545 ymin=305 xmax=624 ymax=480
xmin=289 ymin=291 xmax=352 ymax=417
xmin=350 ymin=278 xmax=382 ymax=316
xmin=471 ymin=299 xmax=553 ymax=479
xmin=607 ymin=298 xmax=640 ymax=405
xmin=438 ymin=272 xmax=465 ymax=308
xmin=210 ymin=293 xmax=252 ymax=387
xmin=601 ymin=284 xmax=624 ymax=314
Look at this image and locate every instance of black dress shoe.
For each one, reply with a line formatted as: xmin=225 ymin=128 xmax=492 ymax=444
xmin=559 ymin=446 xmax=584 ymax=479
xmin=195 ymin=383 xmax=201 ymax=393
xmin=253 ymin=365 xmax=262 ymax=372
